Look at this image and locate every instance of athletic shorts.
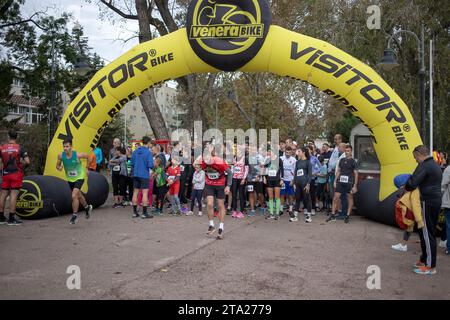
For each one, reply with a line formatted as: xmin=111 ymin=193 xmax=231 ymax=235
xmin=169 ymin=183 xmax=180 ymax=196
xmin=280 ymin=180 xmax=295 ymax=196
xmin=247 ymin=181 xmax=263 ymax=194
xmin=1 ymin=172 xmax=24 ymax=190
xmin=133 ymin=177 xmax=150 ymax=190
xmin=204 ymin=184 xmax=225 ymax=200
xmin=68 ymin=179 xmax=84 ymax=191
xmin=266 ymin=178 xmax=281 ymax=189
xmin=335 ymin=182 xmax=353 ymax=194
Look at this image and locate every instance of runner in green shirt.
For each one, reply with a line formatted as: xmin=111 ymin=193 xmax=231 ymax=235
xmin=56 ymin=138 xmax=93 ymax=225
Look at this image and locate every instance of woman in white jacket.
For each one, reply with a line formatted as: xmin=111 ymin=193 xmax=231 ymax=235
xmin=441 ymin=164 xmax=450 ymax=255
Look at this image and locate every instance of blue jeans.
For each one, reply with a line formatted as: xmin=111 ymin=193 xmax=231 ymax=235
xmin=444 ymin=208 xmax=450 ymax=251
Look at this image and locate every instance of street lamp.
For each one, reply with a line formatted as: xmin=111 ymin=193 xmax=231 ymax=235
xmin=378 ymin=25 xmax=426 ymax=142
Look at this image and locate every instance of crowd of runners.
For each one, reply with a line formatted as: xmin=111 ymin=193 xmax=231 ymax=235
xmin=0 ymin=129 xmax=449 ymax=274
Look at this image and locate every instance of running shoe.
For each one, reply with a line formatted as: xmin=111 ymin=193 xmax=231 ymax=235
xmin=248 ymin=210 xmax=256 ymax=217
xmin=391 ymin=243 xmax=407 ymax=252
xmin=326 ymin=214 xmax=336 ymax=222
xmin=274 ymin=215 xmax=280 ymax=221
xmin=141 ymin=213 xmax=153 ymax=219
xmin=186 ymin=211 xmax=194 ymax=216
xmin=231 ymin=211 xmax=238 ymax=218
xmin=445 ymin=250 xmax=449 ymax=255
xmin=206 ymin=225 xmax=216 ymax=236
xmin=112 ymin=203 xmax=120 ymax=209
xmin=289 ymin=216 xmax=298 ymax=222
xmin=132 ymin=212 xmax=140 ymax=218
xmin=413 ymin=266 xmax=436 ymax=275
xmin=69 ymin=214 xmax=78 ymax=225
xmin=216 ymin=228 xmax=224 ymax=240
xmin=181 ymin=207 xmax=189 ymax=214
xmin=265 ymin=215 xmax=275 ymax=220
xmin=236 ymin=211 xmax=245 ymax=219
xmin=7 ymin=216 xmax=23 ymax=226
xmin=259 ymin=207 xmax=266 ymax=215
xmin=198 ymin=211 xmax=203 ymax=217
xmin=0 ymin=215 xmax=6 ymax=225
xmin=305 ymin=215 xmax=312 ymax=223
xmin=311 ymin=209 xmax=316 ymax=216
xmin=85 ymin=204 xmax=93 ymax=219
xmin=413 ymin=261 xmax=426 ymax=268
xmin=344 ymin=215 xmax=350 ymax=224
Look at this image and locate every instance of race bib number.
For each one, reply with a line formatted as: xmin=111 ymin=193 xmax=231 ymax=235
xmin=247 ymin=185 xmax=254 ymax=192
xmin=180 ymin=165 xmax=185 ymax=172
xmin=168 ymin=175 xmax=175 ymax=181
xmin=340 ymin=175 xmax=349 ymax=183
xmin=207 ymin=172 xmax=219 ymax=180
xmin=280 ymin=182 xmax=286 ymax=190
xmin=268 ymin=170 xmax=277 ymax=177
xmin=113 ymin=165 xmax=120 ymax=172
xmin=297 ymin=169 xmax=304 ymax=177
xmin=234 ymin=166 xmax=242 ymax=174
xmin=68 ymin=171 xmax=78 ymax=177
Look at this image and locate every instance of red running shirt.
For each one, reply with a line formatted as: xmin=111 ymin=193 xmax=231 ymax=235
xmin=0 ymin=143 xmax=26 ymax=175
xmin=200 ymin=156 xmax=230 ymax=186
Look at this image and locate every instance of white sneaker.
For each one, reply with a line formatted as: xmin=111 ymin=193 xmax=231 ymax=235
xmin=439 ymin=240 xmax=447 ymax=248
xmin=305 ymin=215 xmax=312 ymax=223
xmin=289 ymin=217 xmax=298 ymax=222
xmin=391 ymin=243 xmax=407 ymax=252
xmin=198 ymin=211 xmax=203 ymax=217
xmin=186 ymin=211 xmax=194 ymax=216
xmin=311 ymin=210 xmax=316 ymax=216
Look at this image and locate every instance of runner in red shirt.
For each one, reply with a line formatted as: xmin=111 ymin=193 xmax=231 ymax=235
xmin=0 ymin=130 xmax=30 ymax=225
xmin=196 ymin=143 xmax=232 ymax=239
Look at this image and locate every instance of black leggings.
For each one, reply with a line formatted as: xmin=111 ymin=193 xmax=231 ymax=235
xmin=125 ymin=176 xmax=133 ymax=201
xmin=231 ymin=178 xmax=246 ymax=211
xmin=310 ymin=179 xmax=317 ymax=210
xmin=112 ymin=174 xmax=126 ymax=197
xmin=156 ymin=185 xmax=168 ymax=210
xmin=294 ymin=183 xmax=312 ymax=212
xmin=190 ymin=189 xmax=203 ymax=211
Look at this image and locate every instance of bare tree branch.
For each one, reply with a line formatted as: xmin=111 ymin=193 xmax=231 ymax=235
xmin=0 ymin=11 xmax=48 ymax=30
xmin=100 ymin=0 xmax=138 ymax=20
xmin=154 ymin=0 xmax=178 ymax=32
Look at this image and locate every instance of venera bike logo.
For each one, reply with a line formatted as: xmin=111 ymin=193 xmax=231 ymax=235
xmin=186 ymin=0 xmax=272 ymax=71
xmin=16 ymin=180 xmax=43 ymax=217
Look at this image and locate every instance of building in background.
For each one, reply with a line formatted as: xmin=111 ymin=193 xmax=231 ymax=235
xmin=120 ymin=83 xmax=184 ymax=143
xmin=5 ymin=78 xmax=45 ymax=125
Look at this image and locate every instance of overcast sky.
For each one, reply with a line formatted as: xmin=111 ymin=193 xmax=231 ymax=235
xmin=22 ymin=0 xmax=140 ymax=63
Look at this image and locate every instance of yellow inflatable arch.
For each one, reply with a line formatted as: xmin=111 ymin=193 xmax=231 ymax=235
xmin=44 ymin=0 xmax=422 ymax=201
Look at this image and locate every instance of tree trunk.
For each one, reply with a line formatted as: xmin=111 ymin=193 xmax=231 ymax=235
xmin=135 ymin=0 xmax=169 ymax=140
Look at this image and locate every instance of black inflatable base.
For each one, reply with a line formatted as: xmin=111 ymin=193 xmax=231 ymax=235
xmin=354 ymin=179 xmax=400 ymax=227
xmin=14 ymin=172 xmax=109 ymax=220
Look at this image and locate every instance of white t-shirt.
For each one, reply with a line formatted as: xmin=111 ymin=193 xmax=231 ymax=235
xmin=281 ymin=155 xmax=296 ymax=181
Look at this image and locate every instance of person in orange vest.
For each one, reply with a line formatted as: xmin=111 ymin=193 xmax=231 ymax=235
xmin=88 ymin=146 xmax=97 ymax=172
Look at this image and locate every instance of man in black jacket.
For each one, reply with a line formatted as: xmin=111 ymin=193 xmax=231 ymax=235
xmin=405 ymin=145 xmax=442 ymax=275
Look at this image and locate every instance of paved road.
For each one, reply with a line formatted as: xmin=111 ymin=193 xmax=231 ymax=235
xmin=1 ymin=197 xmax=449 ymax=299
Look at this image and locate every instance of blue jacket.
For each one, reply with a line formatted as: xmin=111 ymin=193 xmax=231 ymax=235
xmin=131 ymin=146 xmax=154 ymax=179
xmin=94 ymin=147 xmax=103 ymax=165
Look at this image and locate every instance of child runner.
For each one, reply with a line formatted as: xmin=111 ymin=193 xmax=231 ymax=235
xmin=152 ymin=157 xmax=167 ymax=215
xmin=189 ymin=164 xmax=205 ymax=216
xmin=167 ymin=157 xmax=181 ymax=215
